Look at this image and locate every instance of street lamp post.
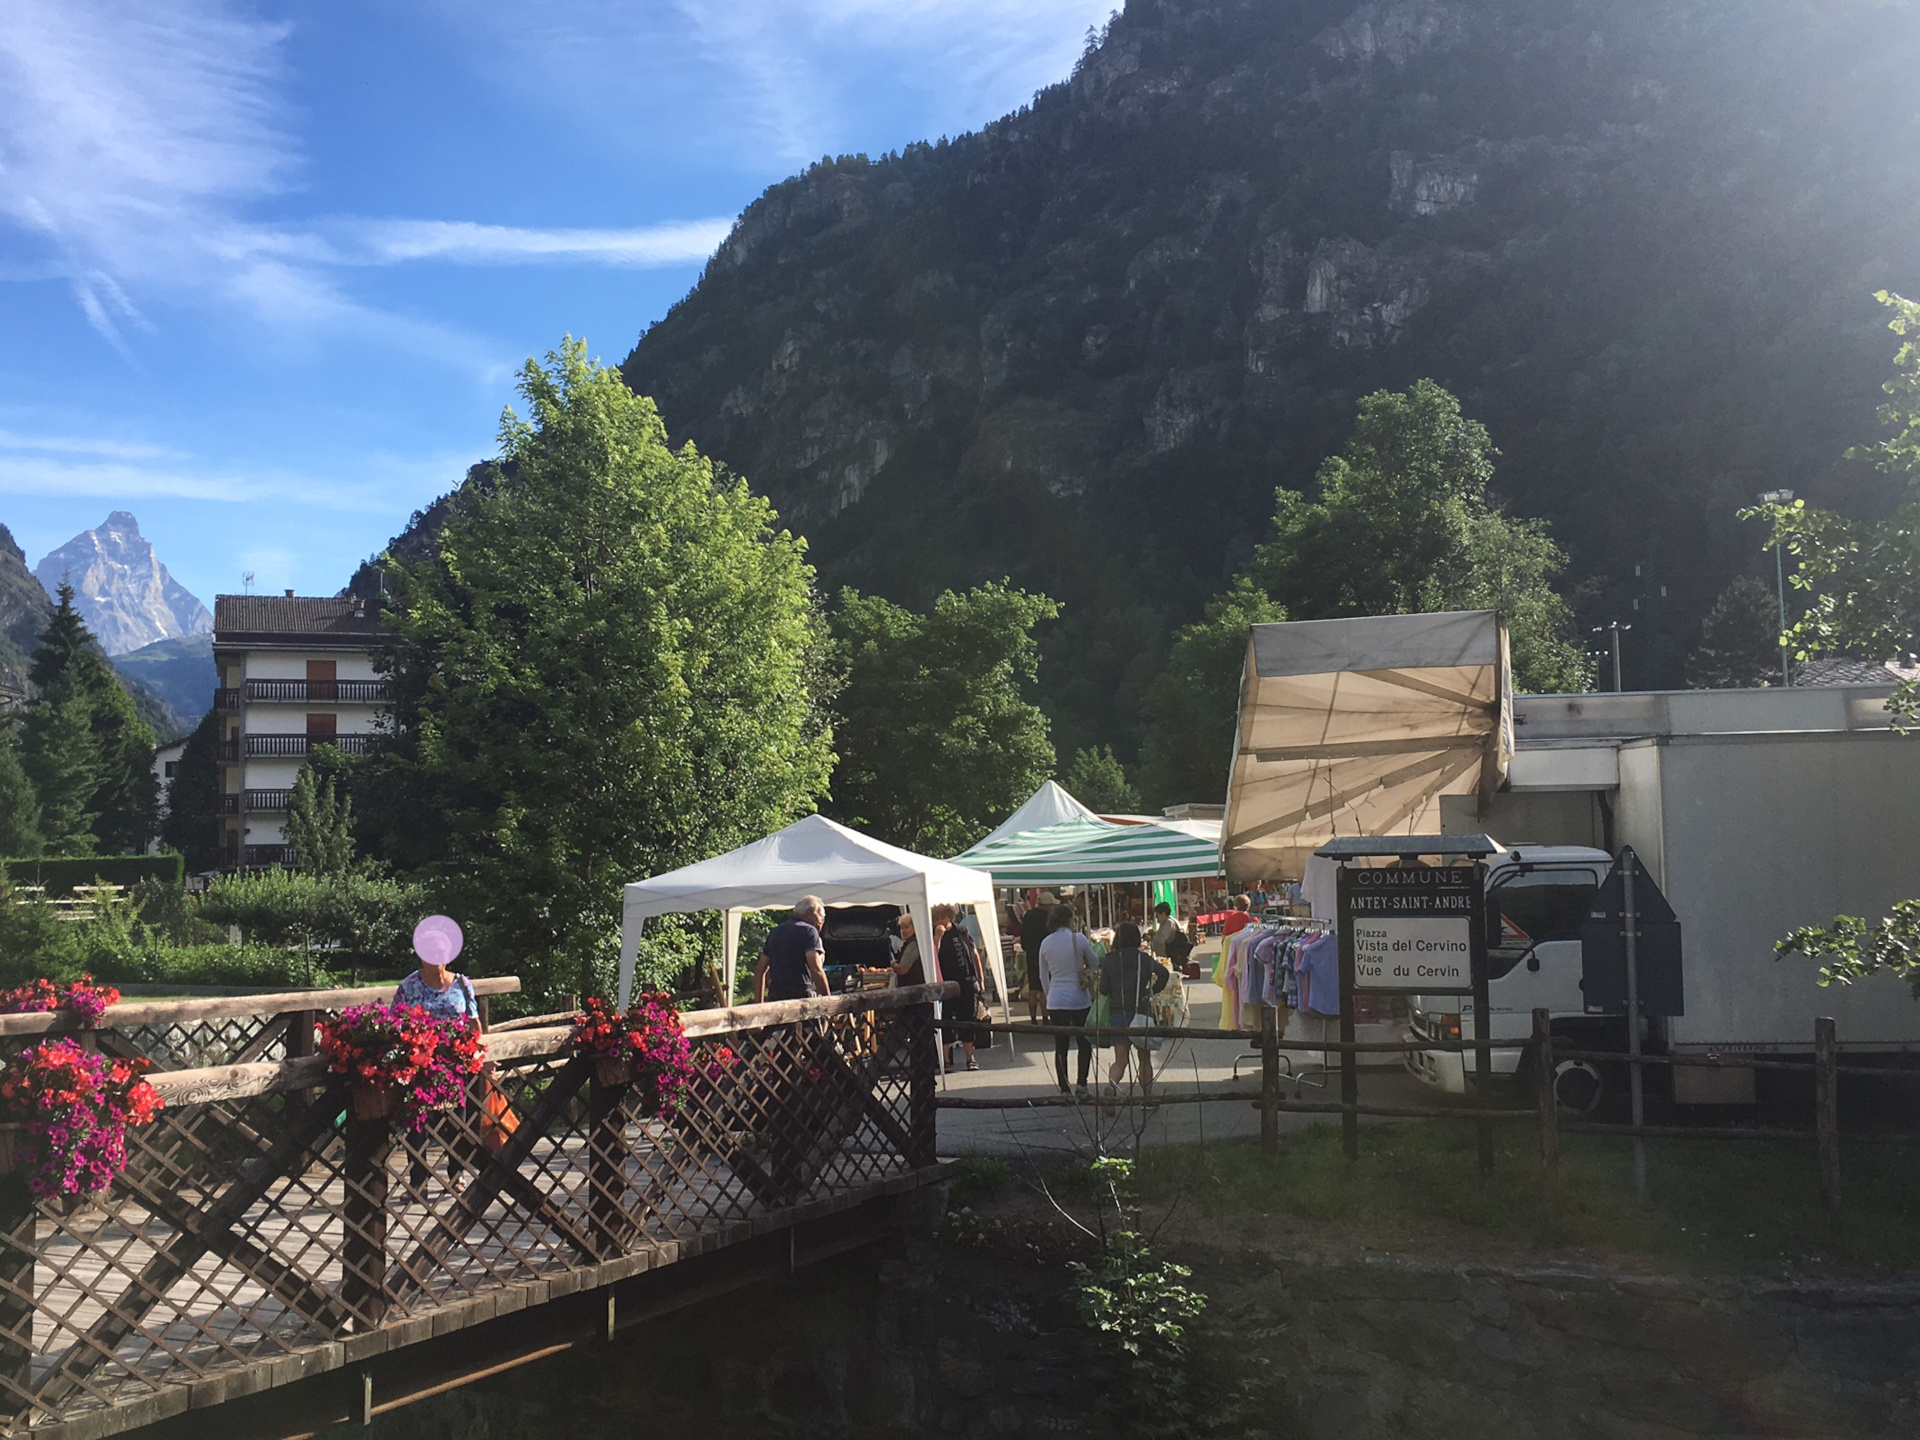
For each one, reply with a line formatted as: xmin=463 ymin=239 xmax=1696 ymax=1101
xmin=1759 ymin=489 xmax=1795 ymax=686
xmin=1592 ymin=621 xmax=1631 ymax=692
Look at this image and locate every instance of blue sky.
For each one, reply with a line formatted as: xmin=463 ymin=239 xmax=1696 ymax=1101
xmin=0 ymin=0 xmax=1114 ymax=607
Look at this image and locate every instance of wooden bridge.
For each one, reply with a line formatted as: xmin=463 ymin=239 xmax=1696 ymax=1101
xmin=0 ymin=981 xmax=949 ymax=1440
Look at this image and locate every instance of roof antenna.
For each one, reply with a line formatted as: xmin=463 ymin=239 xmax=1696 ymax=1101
xmin=242 ymin=571 xmax=254 ymax=595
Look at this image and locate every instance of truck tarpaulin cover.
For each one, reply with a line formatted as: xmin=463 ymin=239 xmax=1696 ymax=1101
xmin=1223 ymin=611 xmax=1513 ymax=881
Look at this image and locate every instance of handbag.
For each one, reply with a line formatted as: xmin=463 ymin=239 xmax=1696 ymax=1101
xmin=477 ymin=1074 xmax=520 ymax=1154
xmin=1088 ymin=993 xmax=1111 ymax=1029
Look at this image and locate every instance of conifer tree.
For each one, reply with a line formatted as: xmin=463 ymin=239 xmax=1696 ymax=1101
xmin=160 ymin=710 xmax=221 ymax=871
xmin=20 ymin=584 xmax=156 ymax=853
xmin=0 ymin=721 xmax=42 ymax=857
xmin=21 ymin=690 xmax=98 ymax=851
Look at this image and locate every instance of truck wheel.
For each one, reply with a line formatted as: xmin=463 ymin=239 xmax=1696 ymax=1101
xmin=1552 ymin=1060 xmax=1607 ymax=1117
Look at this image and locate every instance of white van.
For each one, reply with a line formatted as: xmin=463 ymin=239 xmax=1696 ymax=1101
xmin=1404 ymin=845 xmax=1617 ymax=1108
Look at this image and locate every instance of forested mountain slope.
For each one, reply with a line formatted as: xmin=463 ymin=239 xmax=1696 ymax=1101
xmin=621 ymin=0 xmax=1920 ymax=763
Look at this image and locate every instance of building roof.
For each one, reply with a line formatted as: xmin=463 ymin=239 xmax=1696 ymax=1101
xmin=1797 ymin=657 xmax=1920 ymax=687
xmin=213 ymin=594 xmax=387 ymax=647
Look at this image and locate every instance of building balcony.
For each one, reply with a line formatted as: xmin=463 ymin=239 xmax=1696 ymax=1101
xmin=215 ymin=688 xmax=241 ymax=712
xmin=243 ymin=734 xmax=373 ymax=758
xmin=244 ymin=679 xmax=391 ymax=703
xmin=241 ymin=844 xmax=296 ymax=869
xmin=217 ymin=795 xmax=240 ymax=817
xmin=217 ymin=739 xmax=240 ymax=762
xmin=244 ymin=789 xmax=294 ymax=813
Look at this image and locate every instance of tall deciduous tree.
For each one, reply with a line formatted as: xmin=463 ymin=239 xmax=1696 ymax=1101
xmin=1248 ymin=382 xmax=1590 ymax=692
xmin=1064 ymin=745 xmax=1139 ymax=815
xmin=1137 ymin=578 xmax=1285 ymax=807
xmin=286 ymin=764 xmax=355 ymax=876
xmin=1137 ymin=382 xmax=1588 ymax=807
xmin=1763 ymin=294 xmax=1920 ymax=991
xmin=828 ymin=581 xmax=1058 ymax=856
xmin=20 ymin=585 xmax=156 ymax=853
xmin=373 ymin=339 xmax=833 ymax=1003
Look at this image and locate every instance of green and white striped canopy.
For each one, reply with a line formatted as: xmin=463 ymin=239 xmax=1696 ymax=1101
xmin=951 ymin=816 xmax=1222 ymax=885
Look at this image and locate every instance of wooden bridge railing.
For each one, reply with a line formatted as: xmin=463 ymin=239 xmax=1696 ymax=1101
xmin=0 ymin=981 xmax=948 ymax=1438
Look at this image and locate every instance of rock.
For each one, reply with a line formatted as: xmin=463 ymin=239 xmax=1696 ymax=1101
xmin=33 ymin=511 xmax=209 ymax=656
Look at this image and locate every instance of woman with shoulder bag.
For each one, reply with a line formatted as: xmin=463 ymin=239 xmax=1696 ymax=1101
xmin=1100 ymin=921 xmax=1171 ymax=1099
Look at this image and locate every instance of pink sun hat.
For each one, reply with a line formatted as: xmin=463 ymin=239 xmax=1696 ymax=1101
xmin=413 ymin=915 xmax=464 ymax=968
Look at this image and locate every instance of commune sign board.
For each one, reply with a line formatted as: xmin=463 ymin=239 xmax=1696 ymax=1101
xmin=1337 ymin=865 xmax=1482 ymax=995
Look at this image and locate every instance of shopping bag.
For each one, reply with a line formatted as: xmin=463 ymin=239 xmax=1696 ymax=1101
xmin=477 ymin=1074 xmax=521 ymax=1154
xmin=1089 ymin=993 xmax=1111 ymax=1030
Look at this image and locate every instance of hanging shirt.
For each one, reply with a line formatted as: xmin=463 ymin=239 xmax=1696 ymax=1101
xmin=1299 ymin=931 xmax=1340 ymax=1017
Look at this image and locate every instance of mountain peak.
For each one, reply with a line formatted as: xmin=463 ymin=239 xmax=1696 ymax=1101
xmin=33 ymin=513 xmax=211 ymax=657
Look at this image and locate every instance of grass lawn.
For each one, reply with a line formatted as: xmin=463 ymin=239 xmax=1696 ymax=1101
xmin=1127 ymin=1121 xmax=1920 ymax=1276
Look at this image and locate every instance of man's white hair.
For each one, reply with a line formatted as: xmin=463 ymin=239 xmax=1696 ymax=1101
xmin=796 ymin=895 xmax=825 ymax=919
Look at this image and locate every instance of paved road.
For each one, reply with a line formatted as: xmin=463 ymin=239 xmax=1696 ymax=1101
xmin=932 ymin=976 xmax=1461 ymax=1162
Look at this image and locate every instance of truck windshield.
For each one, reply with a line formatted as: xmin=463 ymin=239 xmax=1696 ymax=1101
xmin=1487 ymin=868 xmax=1601 ymax=978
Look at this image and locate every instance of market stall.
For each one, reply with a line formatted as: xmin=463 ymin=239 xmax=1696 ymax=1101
xmin=616 ymin=814 xmax=1012 ymax=1017
xmin=1222 ymin=610 xmax=1512 ymax=883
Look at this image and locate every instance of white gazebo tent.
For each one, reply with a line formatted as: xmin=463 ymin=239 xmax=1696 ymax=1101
xmin=617 ymin=814 xmax=1011 ymax=1017
xmin=973 ymin=780 xmax=1099 ymax=848
xmin=1222 ymin=610 xmax=1514 ymax=883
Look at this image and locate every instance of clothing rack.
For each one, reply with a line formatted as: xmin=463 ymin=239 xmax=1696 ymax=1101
xmin=1226 ymin=918 xmax=1335 ymax=1092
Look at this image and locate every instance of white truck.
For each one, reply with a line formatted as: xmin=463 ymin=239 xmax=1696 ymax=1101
xmin=1403 ymin=844 xmax=1622 ymax=1111
xmin=1409 ymin=683 xmax=1920 ymax=1108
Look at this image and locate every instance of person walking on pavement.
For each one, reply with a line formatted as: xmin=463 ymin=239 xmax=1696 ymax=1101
xmin=1038 ymin=904 xmax=1098 ymax=1097
xmin=1102 ymin=921 xmax=1171 ymax=1100
xmin=1019 ymin=892 xmax=1055 ymax=1023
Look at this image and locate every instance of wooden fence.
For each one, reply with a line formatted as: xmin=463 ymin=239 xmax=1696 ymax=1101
xmin=948 ymin=1009 xmax=1912 ymax=1212
xmin=0 ymin=981 xmax=947 ymax=1438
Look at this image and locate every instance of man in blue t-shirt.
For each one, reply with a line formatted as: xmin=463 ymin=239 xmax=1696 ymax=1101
xmin=755 ymin=896 xmax=830 ymax=1002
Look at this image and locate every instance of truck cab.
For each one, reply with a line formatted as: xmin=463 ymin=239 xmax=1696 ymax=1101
xmin=1405 ymin=845 xmax=1615 ymax=1103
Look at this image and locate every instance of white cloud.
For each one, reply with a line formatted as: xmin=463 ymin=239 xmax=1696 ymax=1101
xmin=347 ymin=218 xmax=733 ymax=268
xmin=0 ymin=429 xmax=471 ymax=512
xmin=0 ymin=1 xmax=728 ymax=357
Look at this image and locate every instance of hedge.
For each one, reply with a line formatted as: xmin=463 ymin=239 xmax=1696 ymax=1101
xmin=2 ymin=854 xmax=186 ymax=895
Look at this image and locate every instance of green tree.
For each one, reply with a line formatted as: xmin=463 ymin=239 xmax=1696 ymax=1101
xmin=1762 ymin=294 xmax=1920 ymax=991
xmin=1137 ymin=578 xmax=1285 ymax=806
xmin=1065 ymin=745 xmax=1139 ymax=814
xmin=828 ymin=581 xmax=1058 ymax=855
xmin=1686 ymin=576 xmax=1782 ymax=689
xmin=159 ymin=710 xmax=222 ymax=871
xmin=198 ymin=869 xmax=422 ymax=985
xmin=1248 ymin=382 xmax=1590 ymax=692
xmin=20 ymin=585 xmax=156 ymax=852
xmin=0 ymin=719 xmax=42 ymax=856
xmin=286 ymin=763 xmax=355 ymax=875
xmin=1754 ymin=293 xmax=1920 ymax=715
xmin=21 ymin=689 xmax=98 ymax=851
xmin=1137 ymin=382 xmax=1586 ymax=806
xmin=371 ymin=339 xmax=833 ymax=1003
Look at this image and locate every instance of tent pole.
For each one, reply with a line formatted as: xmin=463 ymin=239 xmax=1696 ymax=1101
xmin=722 ymin=909 xmax=743 ymax=1007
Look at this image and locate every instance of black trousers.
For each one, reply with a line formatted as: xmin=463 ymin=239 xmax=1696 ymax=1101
xmin=1047 ymin=1007 xmax=1092 ymax=1089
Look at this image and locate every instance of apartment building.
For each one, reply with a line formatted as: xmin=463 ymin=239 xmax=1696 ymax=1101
xmin=211 ymin=593 xmax=390 ymax=869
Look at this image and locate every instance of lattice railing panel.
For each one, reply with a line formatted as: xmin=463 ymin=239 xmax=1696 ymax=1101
xmin=0 ymin=996 xmax=938 ymax=1435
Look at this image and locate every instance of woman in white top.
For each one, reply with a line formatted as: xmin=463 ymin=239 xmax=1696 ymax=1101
xmin=1036 ymin=904 xmax=1097 ymax=1096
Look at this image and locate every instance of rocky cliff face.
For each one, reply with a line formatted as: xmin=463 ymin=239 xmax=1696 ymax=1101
xmin=0 ymin=525 xmax=51 ymax=701
xmin=33 ymin=512 xmax=211 ymax=657
xmin=622 ymin=0 xmax=1920 ymax=760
